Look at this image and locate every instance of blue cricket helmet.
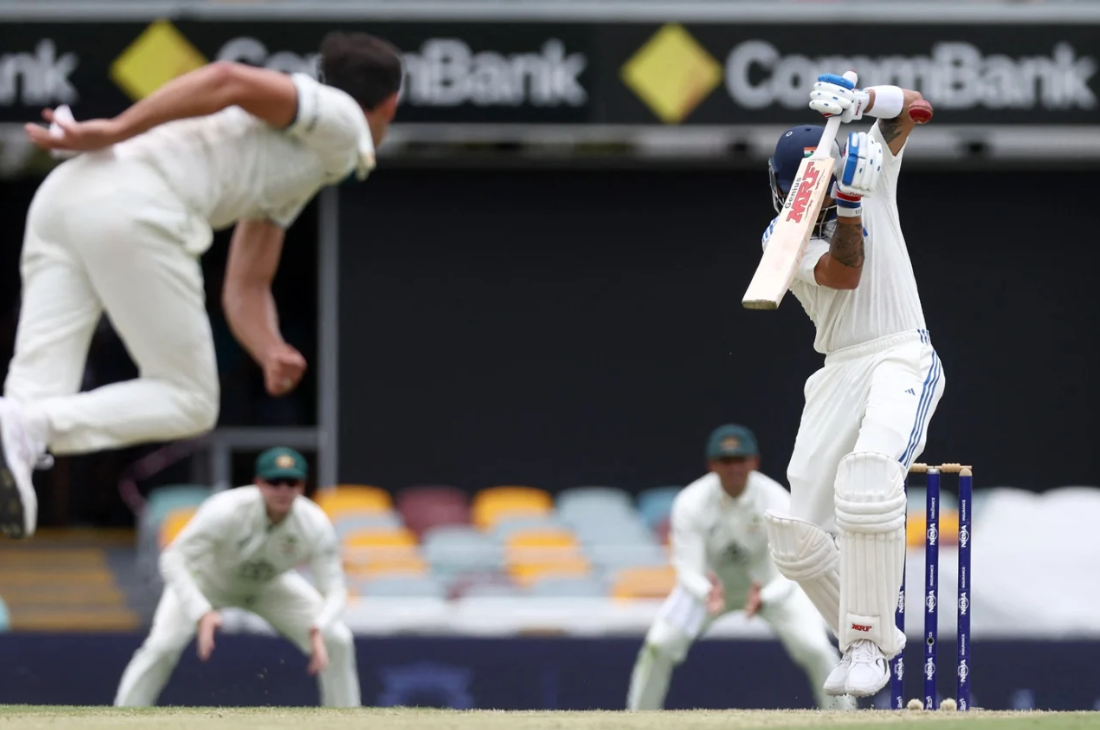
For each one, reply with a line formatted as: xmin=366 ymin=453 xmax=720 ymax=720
xmin=768 ymin=125 xmax=842 ymax=217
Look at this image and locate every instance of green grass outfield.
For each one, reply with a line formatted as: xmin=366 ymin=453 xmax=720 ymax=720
xmin=1 ymin=707 xmax=1099 ymax=730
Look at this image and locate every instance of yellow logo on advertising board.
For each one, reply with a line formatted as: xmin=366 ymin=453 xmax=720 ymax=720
xmin=620 ymin=24 xmax=723 ymax=125
xmin=111 ymin=20 xmax=208 ymax=101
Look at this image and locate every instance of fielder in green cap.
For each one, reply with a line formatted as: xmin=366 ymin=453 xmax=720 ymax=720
xmin=627 ymin=424 xmax=854 ymax=712
xmin=114 ymin=445 xmax=360 ymax=708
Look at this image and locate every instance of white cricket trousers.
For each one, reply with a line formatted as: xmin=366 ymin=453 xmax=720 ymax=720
xmin=787 ymin=330 xmax=945 ymax=532
xmin=627 ymin=585 xmax=852 ymax=710
xmin=4 ymin=152 xmax=219 ymax=455
xmin=115 ymin=572 xmax=361 ymax=707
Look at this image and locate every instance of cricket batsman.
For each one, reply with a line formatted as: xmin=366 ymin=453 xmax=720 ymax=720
xmin=0 ymin=32 xmax=403 ymax=539
xmin=627 ymin=425 xmax=857 ymax=711
xmin=759 ymin=76 xmax=945 ymax=697
xmin=114 ymin=447 xmax=359 ymax=706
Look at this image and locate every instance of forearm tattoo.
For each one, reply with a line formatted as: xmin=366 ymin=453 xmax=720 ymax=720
xmin=877 ymin=117 xmax=903 ymax=145
xmin=831 ymin=222 xmax=865 ymax=269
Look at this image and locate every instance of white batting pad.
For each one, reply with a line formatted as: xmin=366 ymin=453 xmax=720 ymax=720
xmin=763 ymin=510 xmax=841 ymax=637
xmin=833 ymin=452 xmax=907 ymax=656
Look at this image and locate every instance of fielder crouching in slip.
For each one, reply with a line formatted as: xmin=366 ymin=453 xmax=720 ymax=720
xmin=115 ymin=447 xmax=360 ymax=706
xmin=627 ymin=425 xmax=856 ymax=711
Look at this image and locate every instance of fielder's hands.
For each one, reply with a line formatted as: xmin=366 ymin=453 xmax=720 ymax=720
xmin=263 ymin=342 xmax=307 ymax=397
xmin=705 ymin=571 xmax=725 ymax=616
xmin=744 ymin=581 xmax=763 ymax=620
xmin=24 ymin=108 xmax=126 ymax=152
xmin=307 ymin=628 xmax=329 ymax=676
xmin=197 ymin=610 xmax=223 ymax=662
xmin=809 ymin=73 xmax=870 ymax=123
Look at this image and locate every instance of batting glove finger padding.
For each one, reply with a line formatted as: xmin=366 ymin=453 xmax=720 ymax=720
xmin=810 ymin=75 xmax=871 ymax=123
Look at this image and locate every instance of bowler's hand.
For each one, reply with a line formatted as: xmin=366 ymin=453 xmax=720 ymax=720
xmin=197 ymin=610 xmax=223 ymax=662
xmin=263 ymin=342 xmax=307 ymax=397
xmin=25 ymin=108 xmax=126 ymax=152
xmin=744 ymin=580 xmax=763 ymax=620
xmin=307 ymin=628 xmax=329 ymax=676
xmin=705 ymin=570 xmax=725 ymax=616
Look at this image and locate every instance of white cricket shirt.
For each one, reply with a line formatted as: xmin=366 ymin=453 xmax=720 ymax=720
xmin=761 ymin=122 xmax=927 ymax=355
xmin=112 ymin=73 xmax=375 ymax=253
xmin=159 ymin=486 xmax=347 ymax=631
xmin=669 ymin=471 xmax=796 ymax=611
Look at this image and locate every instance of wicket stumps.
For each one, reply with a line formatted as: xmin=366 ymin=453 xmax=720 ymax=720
xmin=890 ymin=463 xmax=972 ymax=711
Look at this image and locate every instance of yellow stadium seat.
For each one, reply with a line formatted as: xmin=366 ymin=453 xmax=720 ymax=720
xmin=906 ymin=510 xmax=960 ymax=547
xmin=342 ymin=527 xmax=420 ymax=571
xmin=472 ymin=486 xmax=551 ymax=509
xmin=509 ymin=556 xmax=591 ymax=587
xmin=611 ymin=566 xmax=676 ymax=600
xmin=314 ymin=485 xmax=393 ymax=517
xmin=471 ymin=487 xmax=552 ymax=530
xmin=342 ymin=527 xmax=417 ymax=554
xmin=505 ymin=528 xmax=579 ymax=564
xmin=158 ymin=508 xmax=196 ymax=548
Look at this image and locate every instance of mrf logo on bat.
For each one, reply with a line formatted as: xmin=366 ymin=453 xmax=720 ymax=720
xmin=783 ymin=160 xmax=824 ymax=224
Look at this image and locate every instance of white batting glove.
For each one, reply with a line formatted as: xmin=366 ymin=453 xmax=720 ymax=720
xmin=831 ymin=131 xmax=883 ymax=217
xmin=809 ymin=73 xmax=870 ymax=123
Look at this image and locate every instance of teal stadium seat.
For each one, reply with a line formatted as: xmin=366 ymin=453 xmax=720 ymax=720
xmin=637 ymin=486 xmax=682 ymax=528
xmin=556 ymin=486 xmax=634 ymax=514
xmin=334 ymin=511 xmax=404 ymax=539
xmin=491 ymin=514 xmax=566 ymax=541
xmin=422 ymin=526 xmax=503 ymax=576
xmin=358 ymin=575 xmax=447 ymax=599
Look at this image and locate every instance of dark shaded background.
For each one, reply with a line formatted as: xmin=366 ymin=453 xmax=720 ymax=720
xmin=337 ymin=166 xmax=1099 ymax=494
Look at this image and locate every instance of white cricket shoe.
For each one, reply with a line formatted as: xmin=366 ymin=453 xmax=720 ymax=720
xmin=0 ymin=398 xmax=45 ymax=539
xmin=844 ymin=639 xmax=890 ymax=697
xmin=823 ymin=652 xmax=850 ymax=696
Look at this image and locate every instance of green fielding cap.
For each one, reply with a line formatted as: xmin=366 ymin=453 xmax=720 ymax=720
xmin=255 ymin=447 xmax=309 ymax=481
xmin=705 ymin=424 xmax=759 ymax=460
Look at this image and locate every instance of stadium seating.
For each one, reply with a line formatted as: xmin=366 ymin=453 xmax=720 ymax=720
xmin=637 ymin=486 xmax=682 ymax=528
xmin=140 ymin=480 xmax=704 ymax=604
xmin=314 ymin=485 xmax=393 ymax=519
xmin=158 ymin=508 xmax=197 ymax=548
xmin=396 ymin=485 xmax=470 ymax=536
xmin=357 ymin=574 xmax=447 ymax=599
xmin=471 ymin=485 xmax=552 ymax=529
xmin=610 ymin=565 xmax=677 ymax=600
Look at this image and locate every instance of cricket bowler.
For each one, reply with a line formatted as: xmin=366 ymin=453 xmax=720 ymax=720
xmin=627 ymin=425 xmax=857 ymax=711
xmin=759 ymin=76 xmax=945 ymax=697
xmin=0 ymin=32 xmax=403 ymax=539
xmin=114 ymin=447 xmax=359 ymax=706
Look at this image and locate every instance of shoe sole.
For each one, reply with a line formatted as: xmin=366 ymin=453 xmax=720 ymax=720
xmin=844 ymin=674 xmax=890 ymax=698
xmin=0 ymin=419 xmax=28 ymax=539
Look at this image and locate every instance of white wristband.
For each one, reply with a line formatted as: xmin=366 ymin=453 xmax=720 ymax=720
xmin=866 ymin=85 xmax=905 ymax=119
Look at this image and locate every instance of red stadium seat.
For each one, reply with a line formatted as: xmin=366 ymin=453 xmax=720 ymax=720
xmin=396 ymin=485 xmax=471 ymax=537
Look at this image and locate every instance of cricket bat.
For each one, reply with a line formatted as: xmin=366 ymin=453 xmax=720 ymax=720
xmin=741 ymin=71 xmax=857 ymax=310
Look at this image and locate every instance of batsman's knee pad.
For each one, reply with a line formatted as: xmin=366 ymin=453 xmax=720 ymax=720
xmin=644 ymin=618 xmax=694 ymax=665
xmin=323 ymin=623 xmax=355 ymax=656
xmin=833 ymin=451 xmax=907 ymax=533
xmin=764 ymin=510 xmax=841 ymax=636
xmin=833 ymin=452 xmax=907 ymax=656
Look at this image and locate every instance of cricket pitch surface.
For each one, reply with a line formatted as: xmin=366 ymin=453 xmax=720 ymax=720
xmin=1 ymin=707 xmax=1098 ymax=730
